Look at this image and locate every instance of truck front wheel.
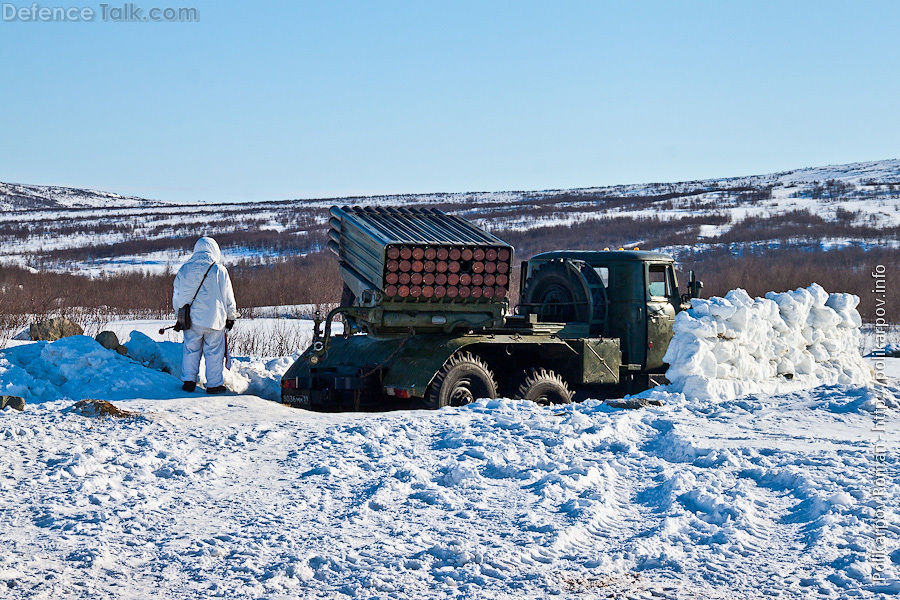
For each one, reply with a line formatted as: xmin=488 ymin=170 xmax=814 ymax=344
xmin=423 ymin=352 xmax=498 ymax=409
xmin=517 ymin=368 xmax=574 ymax=405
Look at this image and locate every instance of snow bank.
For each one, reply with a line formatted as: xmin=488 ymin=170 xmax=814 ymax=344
xmin=0 ymin=335 xmax=183 ymax=403
xmin=117 ymin=330 xmax=295 ymax=400
xmin=124 ymin=331 xmax=182 ymax=376
xmin=664 ymin=284 xmax=872 ymax=401
xmin=224 ymin=355 xmax=296 ymax=401
xmin=0 ymin=330 xmax=298 ymax=405
xmin=124 ymin=329 xmax=294 ymax=399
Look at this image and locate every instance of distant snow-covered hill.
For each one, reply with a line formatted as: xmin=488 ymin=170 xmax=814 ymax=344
xmin=775 ymin=158 xmax=900 ymax=185
xmin=0 ymin=182 xmax=164 ymax=211
xmin=1 ymin=158 xmax=899 ymax=275
xmin=4 ymin=158 xmax=900 ymax=213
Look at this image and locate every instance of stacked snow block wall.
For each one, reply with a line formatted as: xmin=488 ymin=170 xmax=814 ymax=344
xmin=664 ymin=284 xmax=872 ymax=401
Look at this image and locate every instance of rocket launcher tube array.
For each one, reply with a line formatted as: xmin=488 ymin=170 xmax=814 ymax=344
xmin=328 ymin=206 xmax=513 ymax=303
xmin=379 ymin=244 xmax=510 ymax=300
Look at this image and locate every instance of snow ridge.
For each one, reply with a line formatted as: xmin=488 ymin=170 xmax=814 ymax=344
xmin=3 ymin=157 xmax=900 ymax=212
xmin=3 ymin=157 xmax=900 ymax=276
xmin=663 ymin=284 xmax=872 ymax=402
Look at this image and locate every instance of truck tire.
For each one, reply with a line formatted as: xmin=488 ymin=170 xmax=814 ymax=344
xmin=520 ymin=260 xmax=607 ymax=330
xmin=517 ymin=368 xmax=573 ymax=405
xmin=423 ymin=352 xmax=497 ymax=409
xmin=520 ymin=261 xmax=587 ymax=323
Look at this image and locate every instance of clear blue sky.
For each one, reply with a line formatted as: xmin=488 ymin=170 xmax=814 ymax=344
xmin=2 ymin=1 xmax=899 ymax=203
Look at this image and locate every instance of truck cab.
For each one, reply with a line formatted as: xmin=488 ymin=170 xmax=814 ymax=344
xmin=518 ymin=250 xmax=696 ymax=372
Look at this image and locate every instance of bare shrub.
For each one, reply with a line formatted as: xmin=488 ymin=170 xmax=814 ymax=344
xmin=227 ymin=319 xmax=311 ymax=357
xmin=0 ymin=250 xmax=342 ymax=320
xmin=231 ymin=252 xmax=341 ymax=308
xmin=712 ymin=209 xmax=900 ymax=245
xmin=680 ymin=246 xmax=900 ymax=323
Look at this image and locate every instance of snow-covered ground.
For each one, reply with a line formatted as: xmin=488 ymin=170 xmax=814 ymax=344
xmin=0 ymin=282 xmax=899 ymax=598
xmin=1 ymin=376 xmax=898 ymax=598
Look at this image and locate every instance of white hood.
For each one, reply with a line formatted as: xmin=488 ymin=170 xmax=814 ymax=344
xmin=191 ymin=236 xmax=221 ymax=264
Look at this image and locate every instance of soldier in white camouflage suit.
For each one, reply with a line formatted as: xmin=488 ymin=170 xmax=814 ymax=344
xmin=173 ymin=237 xmax=239 ymax=394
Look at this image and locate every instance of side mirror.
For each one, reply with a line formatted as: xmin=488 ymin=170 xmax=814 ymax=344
xmin=688 ymin=270 xmax=703 ymax=299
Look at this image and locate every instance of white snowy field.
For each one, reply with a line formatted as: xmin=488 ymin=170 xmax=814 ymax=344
xmin=0 ymin=283 xmax=899 ymax=599
xmin=1 ymin=380 xmax=898 ymax=599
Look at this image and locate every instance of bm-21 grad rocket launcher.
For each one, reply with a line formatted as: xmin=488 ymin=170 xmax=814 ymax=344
xmin=283 ymin=204 xmax=700 ymax=411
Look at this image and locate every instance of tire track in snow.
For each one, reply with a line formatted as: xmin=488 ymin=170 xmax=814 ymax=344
xmin=634 ymin=419 xmax=811 ymax=596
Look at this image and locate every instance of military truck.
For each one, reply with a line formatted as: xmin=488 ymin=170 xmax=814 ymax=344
xmin=280 ymin=206 xmax=703 ymax=410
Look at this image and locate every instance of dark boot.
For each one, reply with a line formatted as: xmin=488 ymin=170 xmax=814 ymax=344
xmin=182 ymin=381 xmax=197 ymax=392
xmin=206 ymin=385 xmax=227 ymax=394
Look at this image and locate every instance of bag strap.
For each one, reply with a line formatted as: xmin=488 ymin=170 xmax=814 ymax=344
xmin=190 ymin=263 xmax=216 ymax=306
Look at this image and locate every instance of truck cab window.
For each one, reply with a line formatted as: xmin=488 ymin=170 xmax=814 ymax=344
xmin=648 ymin=264 xmax=672 ymax=298
xmin=593 ymin=267 xmax=609 ymax=288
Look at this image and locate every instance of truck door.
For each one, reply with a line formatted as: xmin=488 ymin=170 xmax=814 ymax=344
xmin=645 ymin=263 xmax=677 ymax=370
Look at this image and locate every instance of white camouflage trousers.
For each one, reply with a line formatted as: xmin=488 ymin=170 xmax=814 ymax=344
xmin=181 ymin=325 xmax=226 ymax=387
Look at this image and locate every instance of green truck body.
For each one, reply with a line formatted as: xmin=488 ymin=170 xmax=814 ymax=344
xmin=281 ymin=207 xmax=701 ymax=410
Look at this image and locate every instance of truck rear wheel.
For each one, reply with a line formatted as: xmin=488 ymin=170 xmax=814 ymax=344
xmin=517 ymin=368 xmax=573 ymax=405
xmin=423 ymin=352 xmax=497 ymax=409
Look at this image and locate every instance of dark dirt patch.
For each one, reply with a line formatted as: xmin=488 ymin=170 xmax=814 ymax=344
xmin=73 ymin=399 xmax=140 ymax=419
